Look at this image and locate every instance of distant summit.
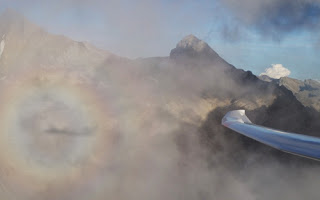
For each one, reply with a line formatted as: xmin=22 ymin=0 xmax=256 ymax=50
xmin=170 ymin=35 xmax=220 ymax=61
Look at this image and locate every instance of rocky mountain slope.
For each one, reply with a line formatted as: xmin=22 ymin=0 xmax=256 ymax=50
xmin=259 ymin=74 xmax=320 ymax=111
xmin=0 ymin=9 xmax=120 ymax=79
xmin=277 ymin=77 xmax=320 ymax=111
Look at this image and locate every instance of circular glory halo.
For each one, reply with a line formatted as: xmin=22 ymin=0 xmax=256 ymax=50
xmin=0 ymin=67 xmax=116 ymax=194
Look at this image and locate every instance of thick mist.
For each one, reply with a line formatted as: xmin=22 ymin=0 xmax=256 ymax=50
xmin=0 ymin=3 xmax=319 ymax=200
xmin=0 ymin=50 xmax=318 ymax=200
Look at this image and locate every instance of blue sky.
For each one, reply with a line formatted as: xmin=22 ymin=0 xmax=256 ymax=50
xmin=0 ymin=0 xmax=319 ymax=80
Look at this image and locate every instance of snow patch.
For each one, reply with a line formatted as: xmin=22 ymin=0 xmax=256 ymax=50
xmin=0 ymin=35 xmax=5 ymax=59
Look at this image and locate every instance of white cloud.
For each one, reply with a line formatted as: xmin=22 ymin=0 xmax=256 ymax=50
xmin=260 ymin=64 xmax=291 ymax=79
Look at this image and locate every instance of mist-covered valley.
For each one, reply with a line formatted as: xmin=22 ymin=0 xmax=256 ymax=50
xmin=0 ymin=8 xmax=319 ymax=200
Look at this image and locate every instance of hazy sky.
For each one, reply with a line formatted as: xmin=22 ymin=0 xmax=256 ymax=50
xmin=0 ymin=0 xmax=320 ymax=80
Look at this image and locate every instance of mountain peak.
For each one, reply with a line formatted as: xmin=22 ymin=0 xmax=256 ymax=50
xmin=176 ymin=35 xmax=208 ymax=52
xmin=170 ymin=34 xmax=219 ymax=60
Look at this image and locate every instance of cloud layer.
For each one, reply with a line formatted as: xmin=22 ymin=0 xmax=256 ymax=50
xmin=260 ymin=64 xmax=291 ymax=79
xmin=219 ymin=0 xmax=320 ymax=40
xmin=1 ymin=0 xmax=320 ymax=59
xmin=0 ymin=0 xmax=216 ymax=58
